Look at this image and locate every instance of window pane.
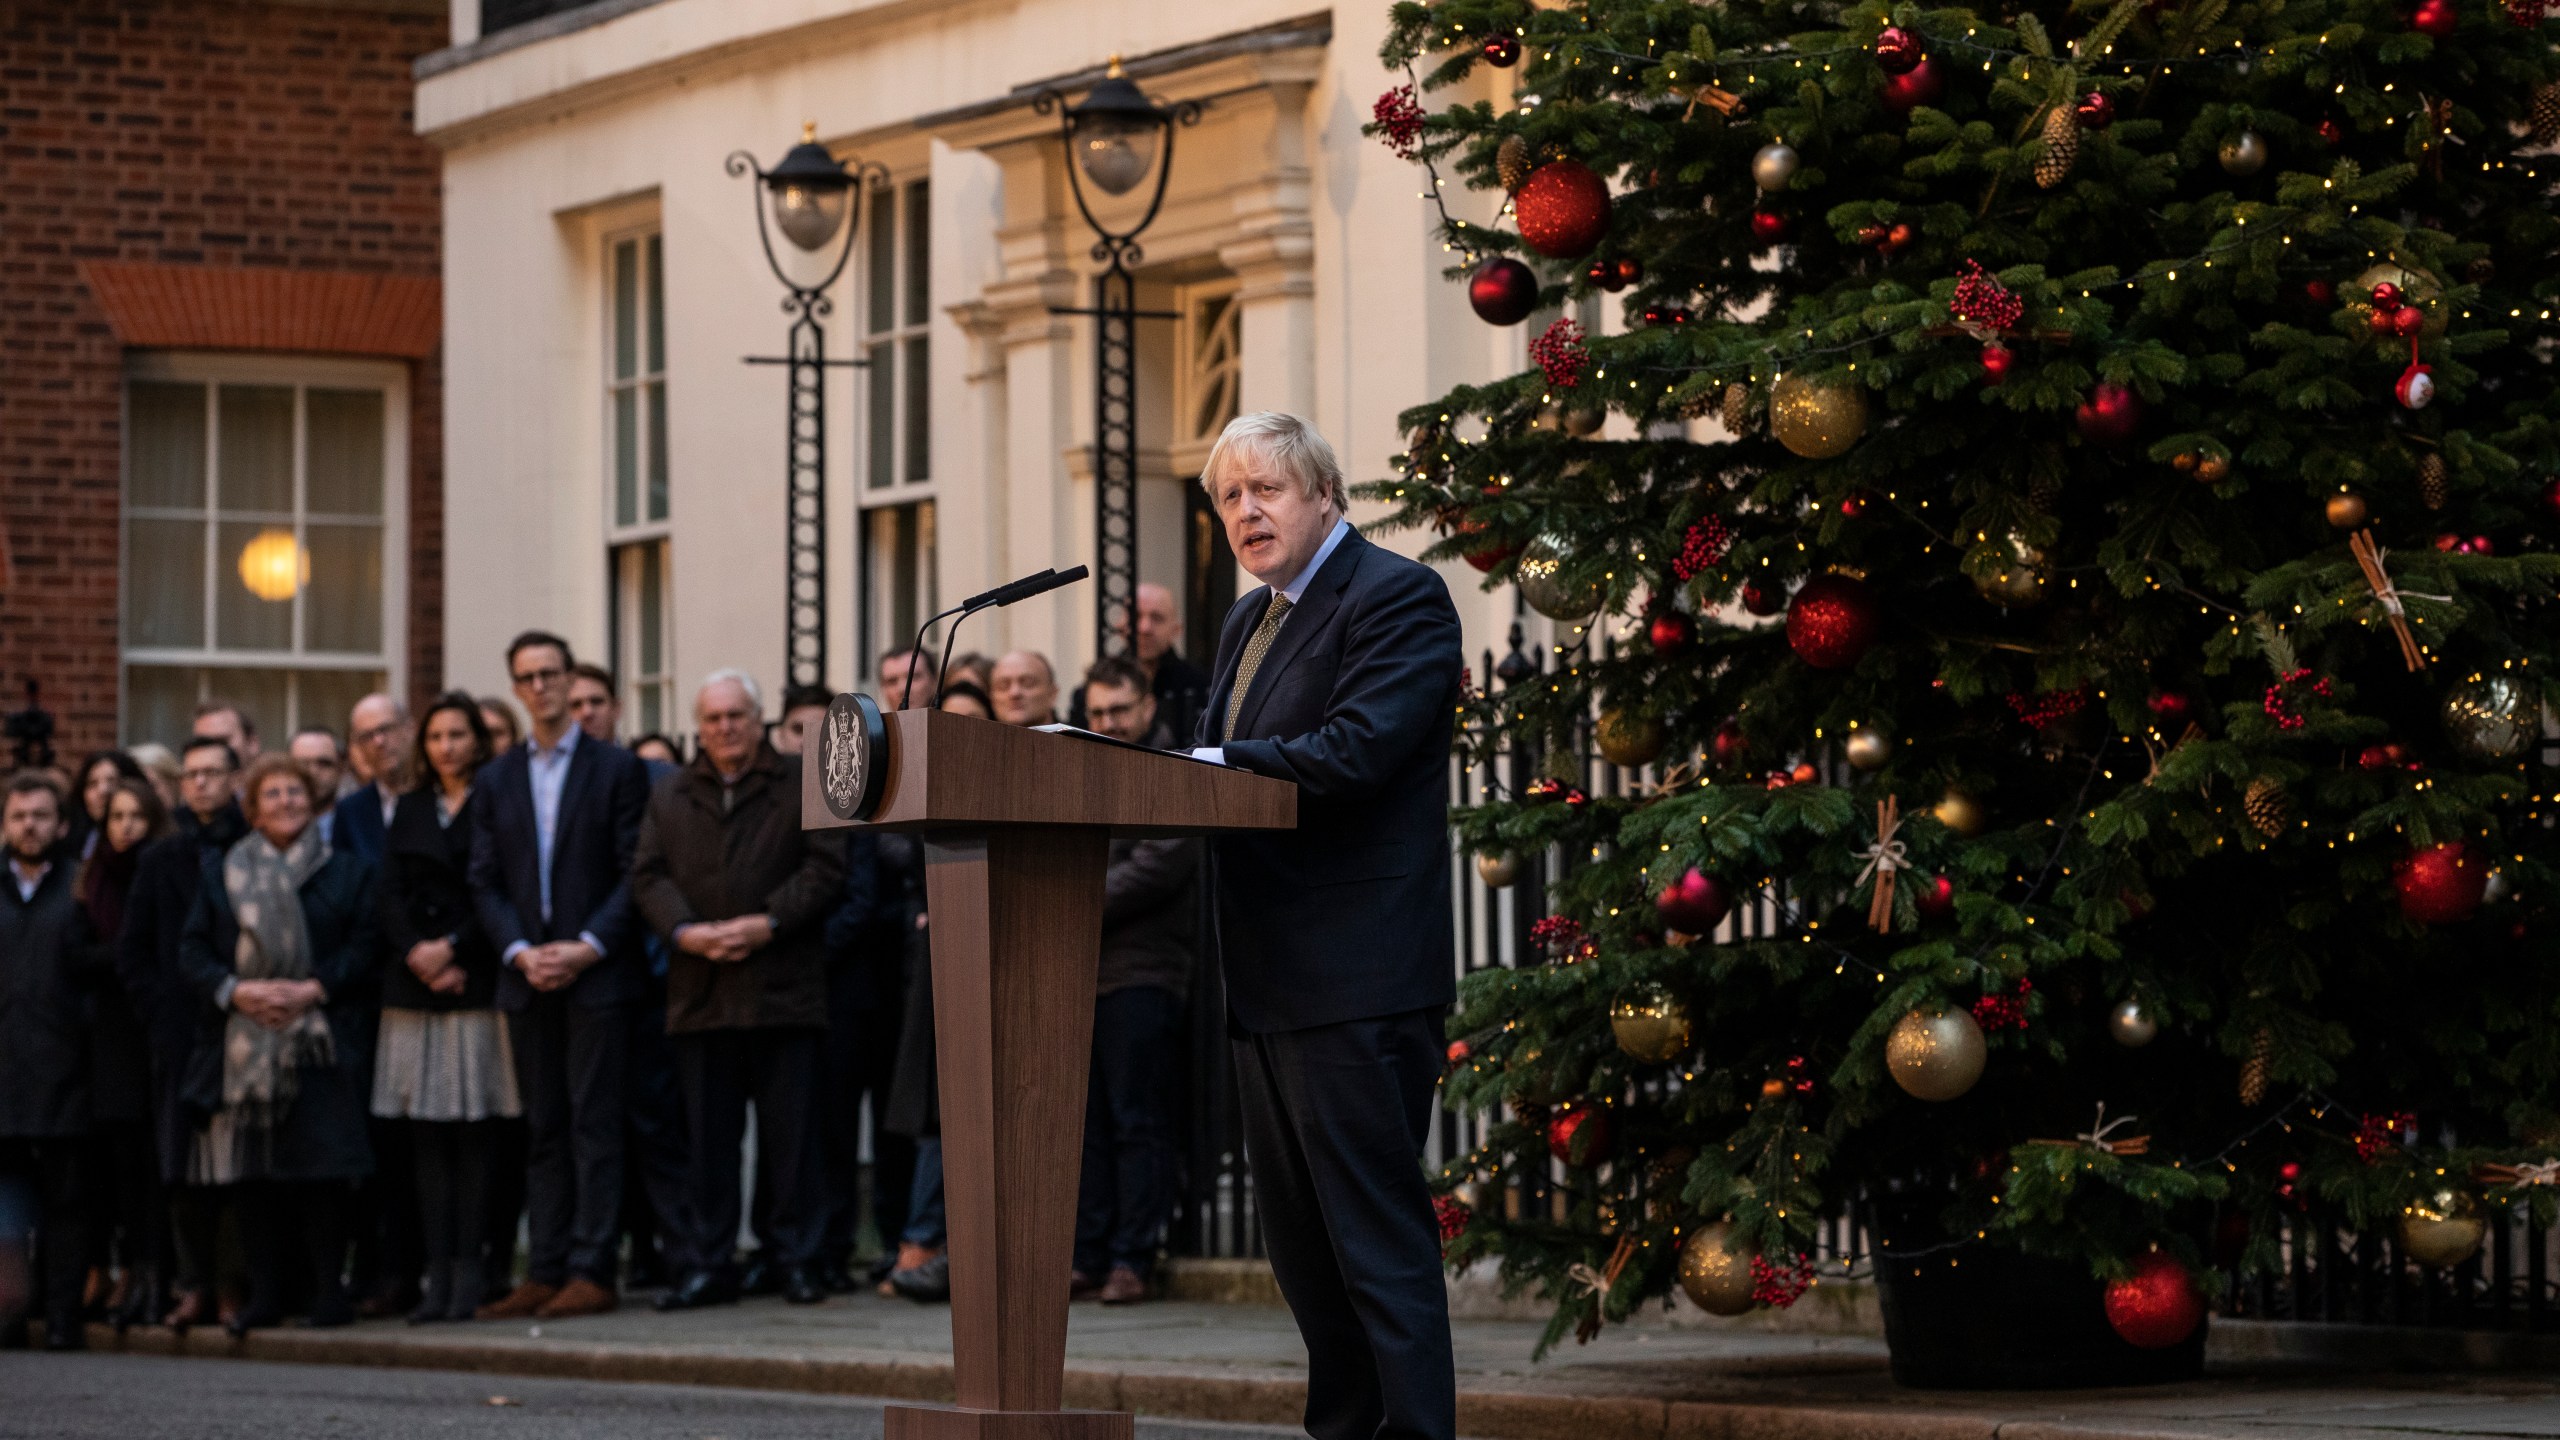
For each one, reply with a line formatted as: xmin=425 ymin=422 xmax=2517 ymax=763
xmin=638 ymin=686 xmax=661 ymax=735
xmin=614 ymin=239 xmax=638 ymax=381
xmin=867 ymin=184 xmax=895 ymax=336
xmin=123 ymin=665 xmax=202 ymax=748
xmin=646 ymin=380 xmax=668 ymax=522
xmin=306 ymin=388 xmax=384 ymax=517
xmin=296 ymin=669 xmax=383 ymax=743
xmin=645 ymin=233 xmax=665 ymax=376
xmin=128 ymin=382 xmax=207 ymax=509
xmin=216 ymin=520 xmax=295 ymax=651
xmin=614 ymin=386 xmax=639 ymax=527
xmin=904 ymin=179 xmax=931 ymax=326
xmin=866 ymin=342 xmax=894 ymax=490
xmin=304 ymin=522 xmax=384 ymax=653
xmin=903 ymin=335 xmax=930 ymax=483
xmin=638 ymin=541 xmax=664 ymax=678
xmin=217 ymin=385 xmax=295 ymax=514
xmin=125 ymin=517 xmax=206 ymax=649
xmin=199 ymin=668 xmax=290 ymax=744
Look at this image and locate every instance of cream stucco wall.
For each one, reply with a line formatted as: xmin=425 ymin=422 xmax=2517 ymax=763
xmin=426 ymin=0 xmax=1534 ymax=712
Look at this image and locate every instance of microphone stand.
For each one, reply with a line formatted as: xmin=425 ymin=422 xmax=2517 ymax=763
xmin=893 ymin=566 xmax=1091 ymax=710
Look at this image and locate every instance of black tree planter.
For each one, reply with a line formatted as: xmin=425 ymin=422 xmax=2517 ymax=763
xmin=1876 ymin=1243 xmax=2208 ymax=1389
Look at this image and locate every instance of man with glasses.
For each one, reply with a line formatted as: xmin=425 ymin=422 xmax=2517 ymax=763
xmin=468 ymin=631 xmax=651 ymax=1321
xmin=328 ymin=694 xmax=414 ymax=864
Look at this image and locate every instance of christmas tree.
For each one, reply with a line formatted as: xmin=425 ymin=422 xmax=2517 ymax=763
xmin=1368 ymin=0 xmax=2560 ymax=1362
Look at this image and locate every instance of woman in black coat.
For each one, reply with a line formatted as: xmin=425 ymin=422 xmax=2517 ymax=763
xmin=372 ymin=693 xmax=517 ymax=1323
xmin=175 ymin=754 xmax=380 ymax=1335
xmin=76 ymin=777 xmax=172 ymax=1331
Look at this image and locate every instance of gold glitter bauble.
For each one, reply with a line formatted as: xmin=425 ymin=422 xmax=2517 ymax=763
xmin=1516 ymin=534 xmax=1601 ymax=621
xmin=1885 ymin=1007 xmax=1986 ymax=1102
xmin=1596 ymin=708 xmax=1666 ymax=768
xmin=2398 ymin=1189 xmax=2487 ymax=1268
xmin=2442 ymin=675 xmax=2533 ymax=761
xmin=1767 ymin=374 xmax=1869 ymax=459
xmin=2351 ymin=263 xmax=2448 ymax=339
xmin=1932 ymin=787 xmax=1985 ymax=837
xmin=1476 ymin=852 xmax=1522 ymax=888
xmin=2325 ymin=492 xmax=2368 ymax=529
xmin=1678 ymin=1222 xmax=1757 ymax=1316
xmin=1609 ymin=981 xmax=1692 ymax=1063
xmin=1842 ymin=729 xmax=1890 ymax=771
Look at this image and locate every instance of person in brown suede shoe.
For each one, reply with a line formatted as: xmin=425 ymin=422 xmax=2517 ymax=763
xmin=473 ymin=1279 xmax=556 ymax=1320
xmin=534 ymin=1274 xmax=616 ymax=1319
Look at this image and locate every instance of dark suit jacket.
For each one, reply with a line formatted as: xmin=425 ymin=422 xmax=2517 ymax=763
xmin=121 ymin=803 xmax=246 ymax=1178
xmin=379 ymin=787 xmax=500 ymax=1012
xmin=467 ymin=730 xmax=651 ymax=1011
xmin=329 ymin=782 xmax=395 ymax=864
xmin=0 ymin=863 xmax=94 ymax=1139
xmin=1202 ymin=526 xmax=1463 ymax=1033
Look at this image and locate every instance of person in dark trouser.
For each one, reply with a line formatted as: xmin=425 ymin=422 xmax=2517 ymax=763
xmin=469 ymin=631 xmax=651 ymax=1322
xmin=568 ymin=664 xmax=690 ymax=1296
xmin=77 ymin=777 xmax=172 ymax=1331
xmin=0 ymin=772 xmax=96 ymax=1350
xmin=330 ymin=694 xmax=420 ymax=1318
xmin=1193 ymin=413 xmax=1463 ymax=1440
xmin=1069 ymin=659 xmax=1196 ymax=1306
xmin=634 ymin=671 xmax=842 ymax=1311
xmin=119 ymin=737 xmax=247 ymax=1333
xmin=375 ymin=695 xmax=521 ymax=1323
xmin=818 ymin=830 xmax=911 ymax=1293
xmin=176 ymin=755 xmax=382 ymax=1337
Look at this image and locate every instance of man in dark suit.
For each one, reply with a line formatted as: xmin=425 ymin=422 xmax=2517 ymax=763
xmin=1191 ymin=412 xmax=1463 ymax=1440
xmin=469 ymin=631 xmax=651 ymax=1320
xmin=328 ymin=693 xmax=412 ymax=864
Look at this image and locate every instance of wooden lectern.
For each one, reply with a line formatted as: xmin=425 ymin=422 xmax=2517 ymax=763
xmin=804 ymin=704 xmax=1295 ymax=1440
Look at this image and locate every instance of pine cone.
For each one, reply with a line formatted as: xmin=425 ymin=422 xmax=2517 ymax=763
xmin=2029 ymin=473 xmax=2064 ymax=513
xmin=2535 ymin=81 xmax=2560 ymax=147
xmin=2239 ymin=1027 xmax=2273 ymax=1106
xmin=2034 ymin=104 xmax=2079 ymax=190
xmin=2417 ymin=452 xmax=2449 ymax=510
xmin=1497 ymin=134 xmax=1532 ymax=192
xmin=2243 ymin=775 xmax=2289 ymax=837
xmin=1720 ymin=381 xmax=1753 ymax=434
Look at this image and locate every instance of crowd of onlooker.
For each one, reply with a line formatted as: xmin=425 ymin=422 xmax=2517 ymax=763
xmin=0 ymin=583 xmax=1212 ymax=1348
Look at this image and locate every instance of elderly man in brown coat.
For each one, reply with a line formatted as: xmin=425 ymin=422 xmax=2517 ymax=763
xmin=631 ymin=669 xmax=843 ymax=1312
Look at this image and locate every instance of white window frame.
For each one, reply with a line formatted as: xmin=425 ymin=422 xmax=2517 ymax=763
xmin=856 ymin=173 xmax=937 ymax=679
xmin=612 ymin=538 xmax=675 ymax=737
xmin=603 ymin=221 xmax=674 ymax=736
xmin=1171 ymin=276 xmax=1243 ymax=473
xmin=119 ymin=350 xmax=408 ymax=736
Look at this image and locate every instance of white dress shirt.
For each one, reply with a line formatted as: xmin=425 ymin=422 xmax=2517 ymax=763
xmin=11 ymin=859 xmax=49 ymax=903
xmin=503 ymin=726 xmax=606 ymax=966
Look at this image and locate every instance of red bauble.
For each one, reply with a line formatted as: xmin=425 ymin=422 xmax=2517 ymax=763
xmin=1457 ymin=518 xmax=1518 ymax=573
xmin=1785 ymin=574 xmax=1880 ymax=670
xmin=1880 ymin=56 xmax=1944 ymax=113
xmin=2367 ymin=306 xmax=2402 ymax=338
xmin=1740 ymin=582 xmax=1785 ymax=616
xmin=1884 ymin=222 xmax=1915 ymax=255
xmin=2467 ymin=535 xmax=2495 ymax=556
xmin=1980 ymin=343 xmax=2014 ymax=385
xmin=2413 ymin=0 xmax=2459 ymax=35
xmin=2105 ymin=1252 xmax=2206 ymax=1349
xmin=1874 ymin=25 xmax=1924 ymax=74
xmin=1749 ymin=208 xmax=1793 ymax=243
xmin=2305 ymin=279 xmax=2336 ymax=304
xmin=2075 ymin=382 xmax=2143 ymax=446
xmin=1789 ymin=761 xmax=1820 ymax=785
xmin=1446 ymin=1039 xmax=1472 ymax=1065
xmin=1648 ymin=610 xmax=1696 ymax=656
xmin=2147 ymin=689 xmax=2197 ymax=727
xmin=1589 ymin=257 xmax=1625 ymax=292
xmin=1482 ymin=34 xmax=1521 ymax=67
xmin=2433 ymin=532 xmax=2462 ymax=552
xmin=2542 ymin=474 xmax=2560 ymax=521
xmin=2370 ymin=281 xmax=2406 ymax=311
xmin=2396 ymin=362 xmax=2437 ymax=410
xmin=2396 ymin=841 xmax=2486 ymax=924
xmin=1839 ymin=493 xmax=1868 ymax=518
xmin=1515 ymin=160 xmax=1613 ymax=260
xmin=2317 ymin=115 xmax=2346 ymax=147
xmin=1547 ymin=1103 xmax=1612 ymax=1166
xmin=1614 ymin=256 xmax=1644 ymax=288
xmin=2392 ymin=304 xmax=2427 ymax=339
xmin=1467 ymin=257 xmax=1539 ymax=326
xmin=1655 ymin=867 xmax=1731 ymax=933
xmin=1915 ymin=873 xmax=1956 ymax=921
xmin=2075 ymin=91 xmax=2116 ymax=130
xmin=1711 ymin=720 xmax=1749 ymax=767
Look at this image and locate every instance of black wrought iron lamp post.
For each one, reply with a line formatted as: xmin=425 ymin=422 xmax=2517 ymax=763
xmin=728 ymin=124 xmax=887 ymax=692
xmin=1036 ymin=59 xmax=1200 ymax=658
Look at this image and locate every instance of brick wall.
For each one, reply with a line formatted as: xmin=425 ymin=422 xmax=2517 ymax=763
xmin=0 ymin=0 xmax=446 ymax=757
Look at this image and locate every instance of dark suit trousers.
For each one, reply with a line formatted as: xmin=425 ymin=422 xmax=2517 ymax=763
xmin=510 ymin=995 xmax=628 ymax=1286
xmin=621 ymin=971 xmax=692 ymax=1274
xmin=674 ymin=1029 xmax=822 ymax=1275
xmin=1232 ymin=1008 xmax=1454 ymax=1440
xmin=821 ymin=962 xmax=911 ymax=1259
xmin=0 ymin=1140 xmax=85 ymax=1332
xmin=1074 ymin=985 xmax=1181 ymax=1277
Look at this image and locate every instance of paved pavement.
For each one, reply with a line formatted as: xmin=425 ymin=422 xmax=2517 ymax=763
xmin=38 ymin=1291 xmax=2560 ymax=1440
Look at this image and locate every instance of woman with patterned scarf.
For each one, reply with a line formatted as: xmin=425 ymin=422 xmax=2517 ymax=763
xmin=176 ymin=753 xmax=381 ymax=1336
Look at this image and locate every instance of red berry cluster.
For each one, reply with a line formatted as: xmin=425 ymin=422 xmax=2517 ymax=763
xmin=1530 ymin=317 xmax=1590 ymax=388
xmin=2353 ymin=1111 xmax=2417 ymax=1164
xmin=1523 ymin=776 xmax=1587 ymax=805
xmin=1372 ymin=85 xmax=1427 ymax=159
xmin=1530 ymin=915 xmax=1585 ymax=957
xmin=1950 ymin=259 xmax=2025 ymax=332
xmin=2357 ymin=742 xmax=2420 ymax=772
xmin=1671 ymin=516 xmax=1734 ymax=581
xmin=2508 ymin=0 xmax=2547 ymax=26
xmin=1971 ymin=977 xmax=2034 ymax=1032
xmin=2005 ymin=687 xmax=2089 ymax=730
xmin=1783 ymin=1053 xmax=1815 ymax=1096
xmin=2262 ymin=668 xmax=2333 ymax=731
xmin=1433 ymin=1193 xmax=1472 ymax=1245
xmin=1749 ymin=1253 xmax=1816 ymax=1308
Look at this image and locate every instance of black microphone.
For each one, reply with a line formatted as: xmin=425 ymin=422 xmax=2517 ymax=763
xmin=894 ymin=566 xmax=1092 ymax=711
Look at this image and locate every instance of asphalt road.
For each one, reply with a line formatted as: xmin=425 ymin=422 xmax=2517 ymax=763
xmin=0 ymin=1352 xmax=1308 ymax=1440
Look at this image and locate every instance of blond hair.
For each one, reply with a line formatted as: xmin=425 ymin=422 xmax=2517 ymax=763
xmin=1199 ymin=412 xmax=1346 ymax=511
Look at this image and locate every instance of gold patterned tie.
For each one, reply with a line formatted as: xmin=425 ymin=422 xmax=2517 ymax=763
xmin=1222 ymin=595 xmax=1293 ymax=741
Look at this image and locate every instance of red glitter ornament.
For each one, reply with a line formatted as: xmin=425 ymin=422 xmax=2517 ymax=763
xmin=1482 ymin=34 xmax=1521 ymax=67
xmin=1915 ymin=873 xmax=1956 ymax=921
xmin=1373 ymin=85 xmax=1427 ymax=160
xmin=1648 ymin=610 xmax=1696 ymax=656
xmin=1434 ymin=1193 xmax=1472 ymax=1248
xmin=1445 ymin=1039 xmax=1471 ymax=1066
xmin=2104 ymin=1251 xmax=2206 ymax=1350
xmin=1467 ymin=257 xmax=1539 ymax=326
xmin=1880 ymin=56 xmax=1944 ymax=113
xmin=1458 ymin=521 xmax=1517 ymax=574
xmin=2368 ymin=306 xmax=2403 ymax=338
xmin=1785 ymin=574 xmax=1880 ymax=669
xmin=2076 ymin=382 xmax=2144 ymax=446
xmin=2396 ymin=841 xmax=2487 ymax=923
xmin=1711 ymin=720 xmax=1749 ymax=767
xmin=1546 ymin=1102 xmax=1612 ymax=1166
xmin=2353 ymin=1111 xmax=2417 ymax=1163
xmin=2392 ymin=304 xmax=2427 ymax=339
xmin=2305 ymin=279 xmax=2336 ymax=304
xmin=2412 ymin=0 xmax=2458 ymax=36
xmin=2075 ymin=91 xmax=2117 ymax=130
xmin=1980 ymin=343 xmax=2014 ymax=385
xmin=2371 ymin=282 xmax=2406 ymax=312
xmin=1655 ymin=867 xmax=1731 ymax=933
xmin=1952 ymin=260 xmax=2025 ymax=331
xmin=1749 ymin=208 xmax=1794 ymax=243
xmin=1529 ymin=317 xmax=1589 ymax=388
xmin=1514 ymin=160 xmax=1613 ymax=259
xmin=1740 ymin=582 xmax=1784 ymax=616
xmin=2006 ymin=688 xmax=2089 ymax=730
xmin=1672 ymin=517 xmax=1733 ymax=581
xmin=1873 ymin=25 xmax=1923 ymax=74
xmin=1749 ymin=1253 xmax=1817 ymax=1308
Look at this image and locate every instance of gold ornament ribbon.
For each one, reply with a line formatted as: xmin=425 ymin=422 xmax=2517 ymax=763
xmin=2024 ymin=1103 xmax=2152 ymax=1157
xmin=1857 ymin=797 xmax=1907 ymax=934
xmin=2349 ymin=530 xmax=2450 ymax=672
xmin=2476 ymin=1158 xmax=2560 ymax=1189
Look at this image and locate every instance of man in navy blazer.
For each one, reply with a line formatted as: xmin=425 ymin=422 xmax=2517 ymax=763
xmin=1192 ymin=413 xmax=1463 ymax=1440
xmin=468 ymin=631 xmax=651 ymax=1320
xmin=326 ymin=692 xmax=413 ymax=863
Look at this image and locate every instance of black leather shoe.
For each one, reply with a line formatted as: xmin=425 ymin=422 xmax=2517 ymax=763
xmin=781 ymin=1265 xmax=827 ymax=1305
xmin=737 ymin=1257 xmax=779 ymax=1297
xmin=814 ymin=1259 xmax=856 ymax=1295
xmin=651 ymin=1270 xmax=740 ymax=1312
